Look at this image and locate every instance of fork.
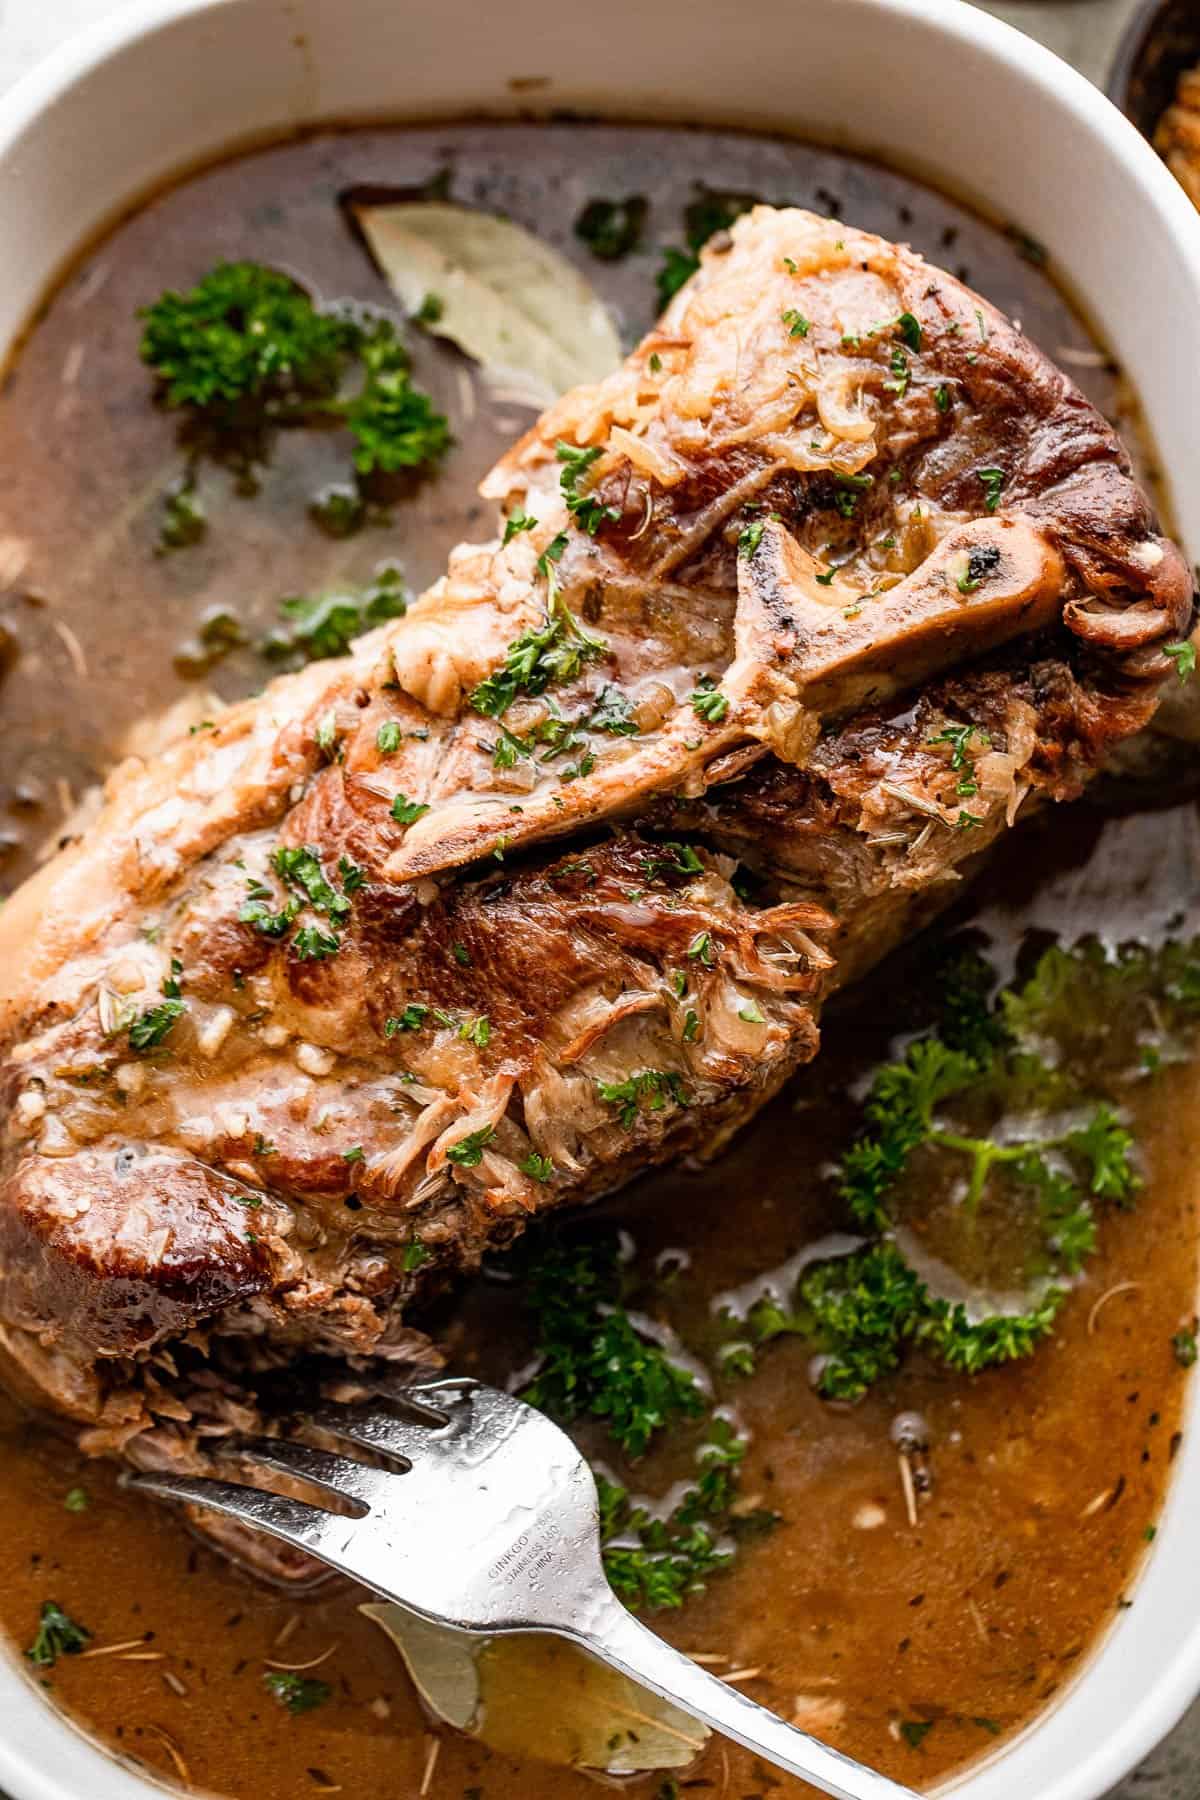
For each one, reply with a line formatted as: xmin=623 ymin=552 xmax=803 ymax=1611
xmin=128 ymin=1376 xmax=920 ymax=1800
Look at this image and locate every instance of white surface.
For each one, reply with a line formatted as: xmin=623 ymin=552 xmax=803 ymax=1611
xmin=0 ymin=5 xmax=1196 ymax=1800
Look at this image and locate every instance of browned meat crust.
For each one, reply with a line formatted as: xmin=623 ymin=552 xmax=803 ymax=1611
xmin=0 ymin=207 xmax=1190 ymax=1497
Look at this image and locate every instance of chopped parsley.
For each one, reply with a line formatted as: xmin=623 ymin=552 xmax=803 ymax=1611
xmin=26 ymin=1601 xmax=90 ymax=1668
xmin=556 ymin=439 xmax=620 ymax=536
xmin=655 ymin=245 xmax=700 ymax=305
xmin=690 ymin=678 xmax=729 ymax=723
xmin=978 ymin=466 xmax=1006 ymax=513
xmin=597 ymin=1068 xmax=689 ymax=1129
xmin=832 ymin=471 xmax=874 ymax=517
xmin=273 ymin=844 xmax=353 ymax=921
xmin=928 ymin=721 xmax=990 ymax=796
xmin=128 ymin=998 xmax=185 ymax=1052
xmin=469 ymin=591 xmax=605 ymax=719
xmin=1164 ymin=640 xmax=1197 ymax=682
xmin=240 ymin=888 xmax=299 ymax=939
xmin=263 ymin=1671 xmax=331 ymax=1715
xmin=262 ymin=565 xmax=408 ymax=666
xmin=490 ymin=684 xmax=637 ymax=772
xmin=574 ymin=195 xmax=648 ymax=261
xmin=883 ymin=345 xmax=909 ymax=398
xmin=654 ymin=184 xmax=760 ymax=306
xmin=391 ymin=792 xmax=431 ymax=825
xmin=956 ymin=544 xmax=1002 ymax=594
xmin=291 ymin=924 xmax=341 ymax=961
xmin=640 ymin=841 xmax=704 ymax=882
xmin=781 ymin=308 xmax=810 ymax=338
xmin=600 ymin=1425 xmax=748 ymax=1610
xmin=140 ymin=261 xmax=351 ymax=413
xmin=502 ymin=507 xmax=538 ymax=547
xmin=520 ymin=1151 xmax=555 ymax=1182
xmin=896 ymin=311 xmax=922 ymax=351
xmin=385 ymin=1004 xmax=429 ymax=1034
xmin=402 ymin=1241 xmax=430 ymax=1271
xmin=738 ymin=518 xmax=766 ymax=558
xmin=445 ymin=1125 xmax=496 ymax=1168
xmin=158 ymin=477 xmax=207 ymax=552
xmin=376 ymin=720 xmax=402 ymax=753
xmin=239 ymin=843 xmax=363 ymax=962
xmin=1173 ymin=1326 xmax=1198 ymax=1368
xmin=516 ymin=1233 xmax=769 ymax=1608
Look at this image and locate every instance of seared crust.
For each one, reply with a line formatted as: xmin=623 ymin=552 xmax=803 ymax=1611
xmin=0 ymin=207 xmax=1190 ymax=1478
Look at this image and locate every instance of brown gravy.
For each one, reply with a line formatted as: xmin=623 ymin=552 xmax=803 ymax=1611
xmin=0 ymin=122 xmax=1194 ymax=1800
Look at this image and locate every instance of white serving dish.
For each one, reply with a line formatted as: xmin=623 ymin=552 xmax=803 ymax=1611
xmin=0 ymin=1 xmax=1197 ymax=1796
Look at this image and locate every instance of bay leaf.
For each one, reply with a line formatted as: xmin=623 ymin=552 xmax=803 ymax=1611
xmin=353 ymin=202 xmax=622 ymax=407
xmin=362 ymin=1602 xmax=708 ymax=1774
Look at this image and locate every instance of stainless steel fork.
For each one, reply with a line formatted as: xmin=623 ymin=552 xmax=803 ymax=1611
xmin=128 ymin=1377 xmax=920 ymax=1800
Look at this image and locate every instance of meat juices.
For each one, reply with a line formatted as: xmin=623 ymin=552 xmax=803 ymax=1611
xmin=0 ymin=208 xmax=1190 ymax=1533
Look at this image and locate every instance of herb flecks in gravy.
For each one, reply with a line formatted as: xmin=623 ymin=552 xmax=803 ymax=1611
xmin=0 ymin=122 xmax=1194 ymax=1800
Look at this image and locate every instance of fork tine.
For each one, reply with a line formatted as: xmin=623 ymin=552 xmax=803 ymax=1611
xmin=238 ymin=1437 xmax=376 ymax=1508
xmin=309 ymin=1401 xmax=445 ymax=1464
xmin=124 ymin=1471 xmax=339 ymax=1556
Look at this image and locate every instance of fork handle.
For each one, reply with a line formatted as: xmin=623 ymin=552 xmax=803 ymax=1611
xmin=573 ymin=1597 xmax=921 ymax=1800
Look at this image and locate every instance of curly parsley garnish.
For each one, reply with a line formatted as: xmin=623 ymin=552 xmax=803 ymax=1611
xmin=139 ymin=263 xmax=449 ymax=532
xmin=520 ymin=1236 xmax=703 ymax=1455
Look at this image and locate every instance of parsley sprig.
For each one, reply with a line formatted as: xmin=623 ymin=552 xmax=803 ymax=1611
xmin=521 ymin=1237 xmax=704 ymax=1457
xmin=725 ymin=941 xmax=1167 ymax=1400
xmin=139 ymin=262 xmax=450 ymax=518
